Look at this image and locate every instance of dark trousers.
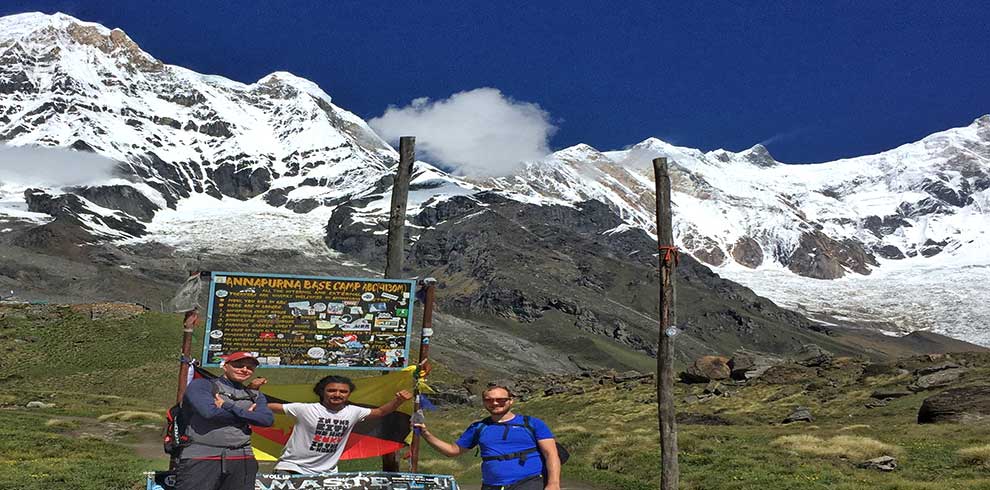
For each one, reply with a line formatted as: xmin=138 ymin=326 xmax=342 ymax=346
xmin=175 ymin=457 xmax=258 ymax=490
xmin=481 ymin=474 xmax=543 ymax=490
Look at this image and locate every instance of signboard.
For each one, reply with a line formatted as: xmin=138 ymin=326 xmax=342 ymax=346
xmin=203 ymin=272 xmax=415 ymax=370
xmin=148 ymin=471 xmax=459 ymax=490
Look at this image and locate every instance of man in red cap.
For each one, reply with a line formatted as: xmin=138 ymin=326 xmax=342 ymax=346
xmin=175 ymin=352 xmax=274 ymax=490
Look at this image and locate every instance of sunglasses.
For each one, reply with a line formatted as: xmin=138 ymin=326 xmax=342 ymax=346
xmin=228 ymin=361 xmax=257 ymax=370
xmin=483 ymin=397 xmax=511 ymax=404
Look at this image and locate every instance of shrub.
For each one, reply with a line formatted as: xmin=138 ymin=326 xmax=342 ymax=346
xmin=45 ymin=418 xmax=80 ymax=430
xmin=958 ymin=445 xmax=990 ymax=468
xmin=771 ymin=434 xmax=901 ymax=461
xmin=96 ymin=411 xmax=161 ymax=422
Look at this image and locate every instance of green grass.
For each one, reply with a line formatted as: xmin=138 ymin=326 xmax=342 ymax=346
xmin=6 ymin=309 xmax=990 ymax=489
xmin=586 ymin=336 xmax=657 ymax=374
xmin=0 ymin=411 xmax=151 ymax=490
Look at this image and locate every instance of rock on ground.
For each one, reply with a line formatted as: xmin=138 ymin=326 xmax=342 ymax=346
xmin=918 ymin=385 xmax=990 ymax=423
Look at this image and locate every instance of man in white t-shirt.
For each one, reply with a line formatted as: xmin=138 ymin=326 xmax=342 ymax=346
xmin=268 ymin=375 xmax=412 ymax=474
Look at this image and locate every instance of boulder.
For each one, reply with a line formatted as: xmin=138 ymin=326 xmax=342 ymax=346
xmin=794 ymin=344 xmax=833 ymax=367
xmin=864 ymin=398 xmax=890 ymax=409
xmin=782 ymin=406 xmax=814 ymax=423
xmin=860 ymin=362 xmax=904 ymax=379
xmin=681 ymin=395 xmax=702 ymax=405
xmin=26 ymin=401 xmax=55 ymax=409
xmin=680 ymin=356 xmax=731 ymax=383
xmin=918 ymin=385 xmax=990 ymax=423
xmin=613 ymin=370 xmax=653 ymax=383
xmin=703 ymin=381 xmax=726 ymax=396
xmin=914 ymin=362 xmax=962 ymax=376
xmin=858 ymin=456 xmax=897 ymax=472
xmin=908 ymin=368 xmax=967 ymax=392
xmin=759 ymin=364 xmax=816 ymax=385
xmin=728 ymin=351 xmax=782 ymax=380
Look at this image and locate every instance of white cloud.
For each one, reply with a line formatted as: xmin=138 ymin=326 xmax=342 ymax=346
xmin=0 ymin=144 xmax=119 ymax=187
xmin=759 ymin=126 xmax=811 ymax=147
xmin=370 ymin=88 xmax=556 ymax=176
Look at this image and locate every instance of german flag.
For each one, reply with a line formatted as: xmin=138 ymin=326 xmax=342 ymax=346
xmin=191 ymin=366 xmax=428 ymax=461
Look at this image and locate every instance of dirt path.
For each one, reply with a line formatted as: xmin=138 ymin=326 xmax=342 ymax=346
xmin=126 ymin=423 xmax=170 ymax=462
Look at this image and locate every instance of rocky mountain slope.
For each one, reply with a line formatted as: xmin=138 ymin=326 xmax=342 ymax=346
xmin=497 ymin=125 xmax=990 ymax=278
xmin=482 ymin=121 xmax=990 ymax=340
xmin=0 ymin=12 xmax=985 ymax=366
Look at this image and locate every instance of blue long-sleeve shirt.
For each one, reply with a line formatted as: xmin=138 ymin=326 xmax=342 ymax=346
xmin=180 ymin=377 xmax=273 ymax=459
xmin=184 ymin=377 xmax=274 ymax=426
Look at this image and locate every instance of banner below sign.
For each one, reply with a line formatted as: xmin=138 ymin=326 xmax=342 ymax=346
xmin=148 ymin=471 xmax=459 ymax=490
xmin=203 ymin=272 xmax=416 ymax=370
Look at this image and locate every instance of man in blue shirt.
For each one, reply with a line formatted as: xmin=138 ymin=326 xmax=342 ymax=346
xmin=415 ymin=385 xmax=561 ymax=490
xmin=175 ymin=352 xmax=274 ymax=490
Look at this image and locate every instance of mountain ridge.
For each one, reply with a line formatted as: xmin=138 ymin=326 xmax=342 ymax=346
xmin=0 ymin=12 xmax=986 ymax=349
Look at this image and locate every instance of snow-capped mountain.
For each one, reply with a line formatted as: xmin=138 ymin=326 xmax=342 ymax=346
xmin=0 ymin=11 xmax=411 ymax=240
xmin=493 ymin=123 xmax=990 ymax=280
xmin=488 ymin=122 xmax=990 ymax=340
xmin=1 ymin=12 xmax=987 ymax=345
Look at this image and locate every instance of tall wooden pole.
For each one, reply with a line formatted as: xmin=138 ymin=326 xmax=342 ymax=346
xmin=385 ymin=137 xmax=415 ymax=279
xmin=653 ymin=157 xmax=679 ymax=489
xmin=174 ymin=271 xmax=201 ymax=405
xmin=383 ymin=136 xmax=415 ymax=472
xmin=171 ymin=271 xmax=200 ymax=471
xmin=410 ymin=278 xmax=437 ymax=472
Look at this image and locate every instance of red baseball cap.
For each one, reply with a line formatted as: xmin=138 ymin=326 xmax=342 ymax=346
xmin=222 ymin=352 xmax=259 ymax=365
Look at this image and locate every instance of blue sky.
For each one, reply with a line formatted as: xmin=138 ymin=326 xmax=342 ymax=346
xmin=3 ymin=1 xmax=990 ymax=163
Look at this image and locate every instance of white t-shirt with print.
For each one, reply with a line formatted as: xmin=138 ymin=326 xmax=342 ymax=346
xmin=275 ymin=403 xmax=373 ymax=474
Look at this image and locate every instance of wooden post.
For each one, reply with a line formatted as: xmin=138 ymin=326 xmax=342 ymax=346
xmin=174 ymin=309 xmax=199 ymax=403
xmin=410 ymin=278 xmax=437 ymax=472
xmin=171 ymin=271 xmax=201 ymax=471
xmin=383 ymin=136 xmax=415 ymax=472
xmin=174 ymin=271 xmax=201 ymax=405
xmin=653 ymin=157 xmax=679 ymax=489
xmin=385 ymin=137 xmax=416 ymax=279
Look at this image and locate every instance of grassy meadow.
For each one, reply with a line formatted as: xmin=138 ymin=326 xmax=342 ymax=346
xmin=3 ymin=307 xmax=990 ymax=489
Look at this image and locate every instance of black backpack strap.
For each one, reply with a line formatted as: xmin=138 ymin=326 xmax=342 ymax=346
xmin=481 ymin=447 xmax=540 ymax=464
xmin=522 ymin=415 xmax=569 ymax=465
xmin=522 ymin=415 xmax=538 ymax=444
xmin=469 ymin=418 xmax=489 ymax=448
xmin=214 ymin=379 xmax=259 ymax=402
xmin=475 ymin=415 xmax=545 ymax=466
